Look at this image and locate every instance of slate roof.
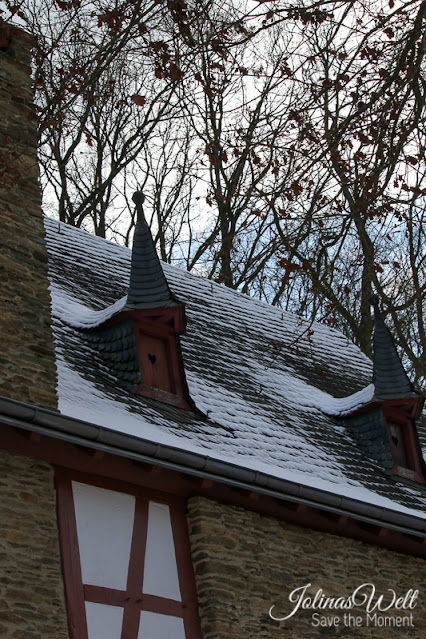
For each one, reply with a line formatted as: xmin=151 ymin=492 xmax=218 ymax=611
xmin=44 ymin=215 xmax=426 ymax=522
xmin=88 ymin=319 xmax=141 ymax=391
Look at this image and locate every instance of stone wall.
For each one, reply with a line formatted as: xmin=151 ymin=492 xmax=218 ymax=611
xmin=0 ymin=449 xmax=69 ymax=639
xmin=0 ymin=21 xmax=57 ymax=410
xmin=187 ymin=496 xmax=426 ymax=639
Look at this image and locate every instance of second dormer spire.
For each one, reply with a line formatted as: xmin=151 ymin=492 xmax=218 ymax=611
xmin=370 ymin=295 xmax=419 ymax=401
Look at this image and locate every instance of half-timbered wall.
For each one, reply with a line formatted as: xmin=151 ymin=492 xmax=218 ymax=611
xmin=56 ymin=471 xmax=203 ymax=639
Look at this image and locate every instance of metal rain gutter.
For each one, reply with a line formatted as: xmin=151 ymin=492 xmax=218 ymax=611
xmin=0 ymin=395 xmax=425 ymax=537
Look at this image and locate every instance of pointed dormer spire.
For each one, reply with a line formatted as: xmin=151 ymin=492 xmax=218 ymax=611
xmin=370 ymin=295 xmax=419 ymax=401
xmin=89 ymin=192 xmax=192 ymax=409
xmin=124 ymin=191 xmax=180 ymax=310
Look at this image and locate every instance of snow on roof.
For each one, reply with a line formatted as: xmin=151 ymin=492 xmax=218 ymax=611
xmin=44 ymin=217 xmax=426 ymax=519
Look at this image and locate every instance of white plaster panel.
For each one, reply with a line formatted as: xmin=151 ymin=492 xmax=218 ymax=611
xmin=138 ymin=611 xmax=186 ymax=639
xmin=72 ymin=481 xmax=135 ymax=590
xmin=143 ymin=502 xmax=181 ymax=600
xmin=85 ymin=602 xmax=123 ymax=639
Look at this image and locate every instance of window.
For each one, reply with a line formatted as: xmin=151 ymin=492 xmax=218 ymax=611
xmin=139 ymin=334 xmax=172 ymax=393
xmin=132 ymin=315 xmax=190 ymax=409
xmin=383 ymin=404 xmax=424 ymax=482
xmin=388 ymin=421 xmax=408 ymax=468
xmin=56 ymin=474 xmax=202 ymax=639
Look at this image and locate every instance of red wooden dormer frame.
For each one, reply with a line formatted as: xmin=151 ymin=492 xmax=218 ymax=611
xmin=382 ymin=398 xmax=425 ymax=483
xmin=102 ymin=306 xmax=191 ymax=410
xmin=348 ymin=397 xmax=425 ymax=483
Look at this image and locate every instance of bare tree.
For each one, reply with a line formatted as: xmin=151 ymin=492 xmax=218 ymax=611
xmin=179 ymin=12 xmax=305 ymax=288
xmin=3 ymin=0 xmax=426 ymax=383
xmin=40 ymin=51 xmax=182 ymax=237
xmin=4 ymin=0 xmax=203 ymax=234
xmin=117 ymin=118 xmax=200 ymax=262
xmin=266 ymin=0 xmax=426 ymax=380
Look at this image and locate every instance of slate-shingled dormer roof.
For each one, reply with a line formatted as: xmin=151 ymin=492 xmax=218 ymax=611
xmin=343 ymin=407 xmax=394 ymax=475
xmin=124 ymin=192 xmax=181 ymax=310
xmin=370 ymin=295 xmax=421 ymax=402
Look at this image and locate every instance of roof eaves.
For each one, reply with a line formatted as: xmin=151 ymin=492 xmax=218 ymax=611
xmin=1 ymin=395 xmax=425 ymax=537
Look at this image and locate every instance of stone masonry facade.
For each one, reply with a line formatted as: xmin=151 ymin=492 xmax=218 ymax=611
xmin=0 ymin=449 xmax=69 ymax=639
xmin=1 ymin=18 xmax=426 ymax=639
xmin=0 ymin=21 xmax=57 ymax=410
xmin=187 ymin=496 xmax=426 ymax=639
xmin=0 ymin=19 xmax=67 ymax=639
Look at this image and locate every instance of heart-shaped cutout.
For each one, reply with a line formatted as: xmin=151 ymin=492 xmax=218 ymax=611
xmin=392 ymin=435 xmax=398 ymax=446
xmin=148 ymin=353 xmax=156 ymax=364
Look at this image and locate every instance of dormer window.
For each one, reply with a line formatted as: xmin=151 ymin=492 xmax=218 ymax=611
xmin=132 ymin=308 xmax=189 ymax=408
xmin=388 ymin=421 xmax=408 ymax=468
xmin=139 ymin=332 xmax=171 ymax=393
xmin=344 ymin=296 xmax=425 ymax=483
xmin=382 ymin=402 xmax=424 ymax=482
xmin=88 ymin=192 xmax=193 ymax=411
